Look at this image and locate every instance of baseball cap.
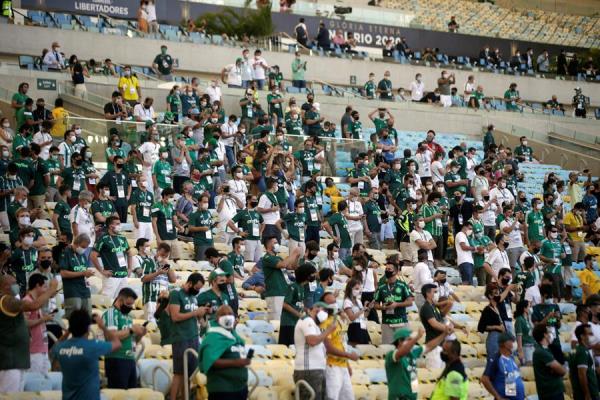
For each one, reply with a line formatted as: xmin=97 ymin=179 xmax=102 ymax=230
xmin=208 ymin=267 xmax=229 ymax=282
xmin=392 ymin=328 xmax=412 ymax=343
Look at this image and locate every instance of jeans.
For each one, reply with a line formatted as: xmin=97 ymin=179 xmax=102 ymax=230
xmin=255 ymin=79 xmax=265 ymax=90
xmin=305 ymin=225 xmax=320 ymax=244
xmin=292 ymin=80 xmax=306 ymax=88
xmin=458 ymin=262 xmax=474 ymax=284
xmin=486 ymin=331 xmax=501 ymax=361
xmin=225 ymin=146 xmax=235 ymax=170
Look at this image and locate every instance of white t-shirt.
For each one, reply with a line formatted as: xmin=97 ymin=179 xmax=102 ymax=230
xmin=480 ymin=200 xmax=498 ymax=226
xmin=409 ymin=229 xmax=433 ymax=261
xmin=206 ymin=85 xmax=222 ymax=104
xmin=524 ymin=284 xmax=541 ymax=306
xmin=485 ymin=248 xmax=510 ymax=277
xmin=464 ymin=81 xmax=476 ymax=97
xmin=133 ymin=104 xmax=155 ymax=122
xmin=410 ymin=81 xmax=424 ymax=101
xmin=146 ymin=3 xmax=157 ymax=21
xmin=215 ymin=195 xmax=238 ymax=230
xmin=138 ymin=141 xmax=160 ymax=171
xmin=257 ymin=192 xmax=280 ymax=224
xmin=69 ymin=205 xmax=95 ymax=245
xmin=455 ymin=231 xmax=474 ymax=264
xmin=251 ymin=57 xmax=268 ymax=80
xmin=465 ymin=157 xmax=476 ymax=180
xmin=343 ymin=297 xmax=366 ymax=329
xmin=32 ymin=131 xmax=53 ymax=160
xmin=412 ymin=261 xmax=433 ymax=293
xmin=229 ymin=179 xmax=248 ymax=206
xmin=347 ymin=200 xmax=363 ymax=233
xmin=436 ymin=281 xmax=454 ymax=298
xmin=224 ymin=64 xmax=242 ymax=87
xmin=220 ymin=123 xmax=236 ymax=147
xmin=500 ymin=219 xmax=524 ymax=249
xmin=415 ymin=150 xmax=433 ymax=178
xmin=431 ymin=160 xmax=444 ymax=183
xmin=472 ymin=176 xmax=489 ymax=201
xmin=294 ymin=316 xmax=326 ymax=371
xmin=489 ymin=187 xmax=514 ymax=208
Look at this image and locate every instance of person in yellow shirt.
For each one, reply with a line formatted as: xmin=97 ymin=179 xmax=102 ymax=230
xmin=51 ymin=98 xmax=69 ymax=139
xmin=318 ymin=293 xmax=358 ymax=400
xmin=118 ymin=66 xmax=141 ymax=106
xmin=568 ymin=171 xmax=591 ymax=207
xmin=564 ymin=202 xmax=587 ymax=262
xmin=579 ymin=255 xmax=600 ymax=302
xmin=323 ymin=177 xmax=343 ymax=213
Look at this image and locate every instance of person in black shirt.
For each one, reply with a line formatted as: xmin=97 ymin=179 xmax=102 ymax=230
xmin=449 ymin=193 xmax=473 ymax=236
xmin=419 ymin=283 xmax=450 ymax=369
xmin=315 ymin=22 xmax=331 ymax=50
xmin=478 ymin=283 xmax=506 ymax=360
xmin=496 ymin=268 xmax=519 ymax=335
xmin=104 ymin=91 xmax=128 ymax=121
xmin=32 ymin=98 xmax=53 ymax=122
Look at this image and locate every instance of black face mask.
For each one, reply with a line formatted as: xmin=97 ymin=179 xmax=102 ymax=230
xmin=308 ymin=252 xmax=318 ymax=260
xmin=440 ymin=352 xmax=449 ymax=363
xmin=519 ymin=197 xmax=526 ymax=202
xmin=250 ymin=201 xmax=259 ymax=208
xmin=73 ymin=159 xmax=83 ymax=167
xmin=188 ymin=287 xmax=200 ymax=296
xmin=439 ymin=278 xmax=447 ymax=284
xmin=454 ymin=196 xmax=462 ymax=202
xmin=120 ymin=304 xmax=133 ymax=315
xmin=217 ymin=283 xmax=228 ymax=292
xmin=532 ymin=247 xmax=540 ymax=254
xmin=40 ymin=259 xmax=52 ymax=269
xmin=308 ymin=275 xmax=316 ymax=282
xmin=493 ymin=295 xmax=501 ymax=303
xmin=483 ymin=196 xmax=490 ymax=201
xmin=116 ymin=163 xmax=124 ymax=169
xmin=327 ymin=279 xmax=334 ymax=287
xmin=501 ymin=278 xmax=511 ymax=286
xmin=588 ymin=312 xmax=594 ymax=321
xmin=385 ymin=270 xmax=395 ymax=279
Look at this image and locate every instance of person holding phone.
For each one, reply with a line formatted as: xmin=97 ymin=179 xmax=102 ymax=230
xmin=198 ymin=305 xmax=250 ymax=399
xmin=138 ymin=240 xmax=176 ymax=322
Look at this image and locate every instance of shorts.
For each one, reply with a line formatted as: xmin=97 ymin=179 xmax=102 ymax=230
xmin=0 ymin=369 xmax=25 ymax=392
xmin=172 ymin=338 xmax=200 ymax=375
xmin=161 ymin=239 xmax=182 ymax=259
xmin=266 ymin=296 xmax=284 ymax=321
xmin=135 ymin=222 xmax=153 ymax=241
xmin=101 ymin=276 xmax=128 ymax=299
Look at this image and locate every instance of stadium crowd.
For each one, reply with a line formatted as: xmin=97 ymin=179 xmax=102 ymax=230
xmin=1 ymin=39 xmax=600 ymax=400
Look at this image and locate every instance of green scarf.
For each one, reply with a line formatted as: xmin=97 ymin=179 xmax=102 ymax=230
xmin=198 ymin=325 xmax=245 ymax=373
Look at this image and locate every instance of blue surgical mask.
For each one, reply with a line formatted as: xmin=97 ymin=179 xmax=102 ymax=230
xmin=10 ymin=283 xmax=20 ymax=296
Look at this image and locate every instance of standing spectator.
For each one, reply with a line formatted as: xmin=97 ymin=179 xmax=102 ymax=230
xmin=315 ymin=21 xmax=330 ymax=50
xmin=537 ymin=50 xmax=550 ymax=73
xmin=279 ymin=263 xmax=316 ymax=345
xmin=419 ymin=283 xmax=450 ymax=369
xmin=262 ymin=237 xmax=301 ymax=321
xmin=205 ymin=79 xmax=222 ymax=104
xmin=139 ymin=241 xmax=176 ymax=321
xmin=564 ymin=202 xmax=587 ymax=262
xmin=11 ymin=82 xmax=30 ymax=118
xmin=569 ymin=323 xmax=600 ymax=400
xmin=291 ymin=52 xmax=307 ymax=89
xmin=293 ymin=301 xmax=336 ymax=400
xmin=455 ymin=222 xmax=475 ymax=285
xmin=152 ymin=45 xmax=174 ymax=81
xmin=0 ymin=274 xmax=58 ymax=393
xmin=42 ymin=42 xmax=65 ymax=70
xmin=515 ymin=300 xmax=535 ymax=365
xmin=23 ymin=274 xmax=54 ymax=374
xmin=437 ymin=71 xmax=455 ymax=108
xmin=240 ymin=49 xmax=253 ymax=89
xmin=102 ymin=287 xmax=147 ymax=389
xmin=52 ymin=310 xmax=121 ymax=400
xmin=60 ymin=234 xmax=94 ymax=317
xmin=146 ymin=0 xmax=158 ymax=33
xmin=532 ymin=323 xmax=566 ymax=400
xmin=377 ymin=71 xmax=393 ymax=101
xmin=32 ymin=98 xmax=52 ymax=123
xmin=118 ymin=66 xmax=141 ymax=107
xmin=69 ymin=54 xmax=89 ymax=98
xmin=429 ymin=340 xmax=469 ymax=398
xmin=568 ymin=54 xmax=580 ymax=77
xmin=343 ymin=277 xmax=372 ymax=346
xmin=137 ymin=1 xmax=149 ymax=33
xmin=221 ymin=58 xmax=243 ymax=88
xmin=295 ymin=18 xmax=308 ymax=48
xmin=504 ymin=83 xmax=523 ymax=112
xmin=478 ymin=284 xmax=506 ymax=360
xmin=251 ymin=49 xmax=269 ymax=90
xmin=481 ymin=333 xmax=525 ymax=400
xmin=152 ymin=188 xmax=184 ymax=260
xmin=447 ymin=16 xmax=459 ymax=32
xmin=500 ymin=207 xmax=525 ymax=268
xmin=412 ymin=249 xmax=434 ymax=308
xmin=557 ymin=50 xmax=567 ymax=76
xmin=168 ymin=273 xmax=209 ymax=400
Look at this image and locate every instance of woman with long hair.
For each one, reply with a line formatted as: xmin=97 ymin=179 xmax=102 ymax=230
xmin=514 ymin=300 xmax=534 ymax=365
xmin=69 ymin=54 xmax=89 ymax=99
xmin=343 ymin=277 xmax=372 ymax=346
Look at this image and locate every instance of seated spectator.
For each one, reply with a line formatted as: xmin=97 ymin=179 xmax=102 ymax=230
xmin=510 ymin=50 xmax=523 ymax=70
xmin=395 ymin=37 xmax=412 ymax=58
xmin=420 ymin=89 xmax=440 ymax=104
xmin=42 ymin=42 xmax=65 ymax=70
xmin=345 ymin=32 xmax=359 ymax=55
xmin=382 ymin=39 xmax=394 ymax=58
xmin=332 ymin=30 xmax=346 ymax=50
xmin=545 ymin=95 xmax=564 ymax=112
xmin=447 ymin=16 xmax=459 ymax=32
xmin=479 ymin=46 xmax=493 ymax=66
xmin=450 ymin=88 xmax=462 ymax=107
xmin=583 ymin=57 xmax=597 ymax=78
xmin=395 ymin=88 xmax=409 ymax=102
xmin=133 ymin=97 xmax=155 ymax=123
xmin=422 ymin=48 xmax=435 ymax=62
xmin=504 ymin=83 xmax=523 ymax=112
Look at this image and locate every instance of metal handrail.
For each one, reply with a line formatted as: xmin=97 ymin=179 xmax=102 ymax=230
xmin=294 ymin=379 xmax=316 ymax=400
xmin=276 ymin=31 xmax=313 ymax=54
xmin=248 ymin=367 xmax=259 ymax=398
xmin=182 ymin=348 xmax=198 ymax=400
xmin=135 ymin=340 xmax=146 ymax=362
xmin=112 ymin=62 xmax=161 ymax=83
xmin=151 ymin=364 xmax=172 ymax=394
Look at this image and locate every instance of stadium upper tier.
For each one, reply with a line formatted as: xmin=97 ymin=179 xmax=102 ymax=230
xmin=380 ymin=0 xmax=600 ymax=48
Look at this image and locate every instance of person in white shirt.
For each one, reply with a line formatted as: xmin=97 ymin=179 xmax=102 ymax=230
xmin=455 ymin=222 xmax=475 ymax=285
xmin=240 ymin=49 xmax=254 ymax=89
xmin=146 ymin=0 xmax=158 ymax=33
xmin=409 ymin=73 xmax=425 ymax=101
xmin=251 ymin=49 xmax=269 ymax=90
xmin=345 ymin=188 xmax=365 ymax=248
xmin=229 ymin=165 xmax=249 ymax=206
xmin=205 ymin=80 xmax=222 ymax=104
xmin=489 ymin=177 xmax=515 ymax=208
xmin=32 ymin=121 xmax=53 ymax=160
xmin=433 ymin=270 xmax=460 ymax=303
xmin=471 ymin=166 xmax=489 ymax=201
xmin=215 ymin=182 xmax=243 ymax=245
xmin=415 ymin=143 xmax=433 ymax=182
xmin=479 ymin=189 xmax=498 ymax=240
xmin=464 ymin=75 xmax=476 ymax=106
xmin=43 ymin=42 xmax=65 ymax=70
xmin=524 ymin=273 xmax=554 ymax=307
xmin=499 ymin=206 xmax=525 ymax=268
xmin=484 ymin=234 xmax=511 ymax=282
xmin=256 ymin=178 xmax=282 ymax=242
xmin=465 ymin=148 xmax=477 ymax=181
xmin=70 ymin=191 xmax=96 ymax=249
xmin=133 ymin=97 xmax=155 ymax=123
xmin=220 ymin=116 xmax=237 ymax=168
xmin=221 ymin=58 xmax=243 ymax=88
xmin=409 ymin=217 xmax=436 ymax=266
xmin=413 ymin=249 xmax=434 ymax=308
xmin=138 ymin=132 xmax=161 ymax=193
xmin=430 ymin=152 xmax=446 ymax=183
xmin=293 ymin=301 xmax=336 ymax=400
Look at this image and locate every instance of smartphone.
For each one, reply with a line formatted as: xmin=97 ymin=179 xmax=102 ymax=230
xmin=143 ymin=321 xmax=150 ymax=327
xmin=162 ymin=264 xmax=171 ymax=270
xmin=50 ymin=309 xmax=59 ymax=314
xmin=247 ymin=348 xmax=255 ymax=359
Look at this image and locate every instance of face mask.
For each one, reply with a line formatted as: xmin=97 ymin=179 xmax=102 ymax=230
xmin=19 ymin=216 xmax=31 ymax=226
xmin=297 ymin=208 xmax=305 ymax=214
xmin=547 ymin=330 xmax=555 ymax=343
xmin=433 ymin=292 xmax=440 ymax=303
xmin=332 ymin=251 xmax=339 ymax=260
xmin=188 ymin=287 xmax=200 ymax=296
xmin=439 ymin=278 xmax=447 ymax=285
xmin=113 ymin=224 xmax=121 ymax=233
xmin=239 ymin=245 xmax=246 ymax=253
xmin=124 ymin=70 xmax=131 ymax=76
xmin=465 ymin=229 xmax=473 ymax=236
xmin=240 ymin=129 xmax=246 ymax=134
xmin=218 ymin=315 xmax=236 ymax=330
xmin=120 ymin=304 xmax=133 ymax=315
xmin=211 ymin=118 xmax=218 ymax=123
xmin=483 ymin=196 xmax=490 ymax=201
xmin=418 ymin=221 xmax=425 ymax=229
xmin=501 ymin=278 xmax=511 ymax=286
xmin=437 ymin=187 xmax=445 ymax=193
xmin=103 ymin=189 xmax=110 ymax=198
xmin=425 ymin=185 xmax=433 ymax=191
xmin=272 ymin=243 xmax=280 ymax=253
xmin=250 ymin=201 xmax=258 ymax=208
xmin=2 ymin=122 xmax=9 ymax=128
xmin=201 ymin=203 xmax=208 ymax=210
xmin=410 ymin=204 xmax=417 ymax=211
xmin=217 ymin=282 xmax=228 ymax=292
xmin=393 ymin=164 xmax=401 ymax=170
xmin=385 ymin=270 xmax=395 ymax=279
xmin=440 ymin=352 xmax=449 ymax=363
xmin=352 ymin=288 xmax=361 ymax=298
xmin=85 ymin=151 xmax=92 ymax=159
xmin=1 ymin=150 xmax=8 ymax=158
xmin=10 ymin=283 xmax=20 ymax=296
xmin=493 ymin=295 xmax=501 ymax=303
xmin=522 ymin=141 xmax=528 ymax=146
xmin=75 ymin=247 xmax=86 ymax=255
xmin=549 ymin=232 xmax=558 ymax=239
xmin=316 ymin=310 xmax=329 ymax=323
xmin=161 ymin=152 xmax=168 ymax=159
xmin=354 ymin=265 xmax=363 ymax=272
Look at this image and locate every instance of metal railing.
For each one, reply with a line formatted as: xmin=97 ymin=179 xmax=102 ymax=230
xmin=295 ymin=379 xmax=316 ymax=400
xmin=151 ymin=363 xmax=172 ymax=394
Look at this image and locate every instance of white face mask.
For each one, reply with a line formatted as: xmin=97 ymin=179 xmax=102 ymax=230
xmin=112 ymin=224 xmax=121 ymax=233
xmin=466 ymin=229 xmax=473 ymax=236
xmin=2 ymin=122 xmax=9 ymax=128
xmin=239 ymin=245 xmax=246 ymax=253
xmin=297 ymin=208 xmax=305 ymax=214
xmin=433 ymin=292 xmax=439 ymax=303
xmin=169 ymin=198 xmax=177 ymax=206
xmin=522 ymin=141 xmax=528 ymax=146
xmin=201 ymin=203 xmax=209 ymax=210
xmin=23 ymin=236 xmax=34 ymax=246
xmin=161 ymin=152 xmax=169 ymax=159
xmin=236 ymin=172 xmax=243 ymax=179
xmin=1 ymin=150 xmax=8 ymax=158
xmin=332 ymin=251 xmax=339 ymax=260
xmin=272 ymin=243 xmax=281 ymax=253
xmin=19 ymin=216 xmax=31 ymax=226
xmin=410 ymin=203 xmax=417 ymax=211
xmin=352 ymin=288 xmax=361 ymax=298
xmin=418 ymin=221 xmax=425 ymax=229
xmin=20 ymin=199 xmax=28 ymax=208
xmin=85 ymin=151 xmax=92 ymax=159
xmin=316 ymin=310 xmax=329 ymax=323
xmin=536 ymin=202 xmax=543 ymax=210
xmin=103 ymin=189 xmax=110 ymax=198
xmin=75 ymin=247 xmax=86 ymax=255
xmin=75 ymin=128 xmax=82 ymax=136
xmin=218 ymin=315 xmax=236 ymax=330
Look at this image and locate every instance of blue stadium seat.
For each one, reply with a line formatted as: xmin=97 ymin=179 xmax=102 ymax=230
xmin=19 ymin=55 xmax=35 ymax=70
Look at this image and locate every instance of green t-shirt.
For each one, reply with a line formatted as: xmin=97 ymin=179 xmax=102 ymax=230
xmin=11 ymin=92 xmax=29 ymax=113
xmin=504 ymin=89 xmax=520 ymax=110
xmin=327 ymin=212 xmax=351 ymax=249
xmin=91 ymin=199 xmax=116 ymax=225
xmin=189 ymin=210 xmax=214 ymax=245
xmin=569 ymin=344 xmax=599 ymax=400
xmin=231 ymin=209 xmax=263 ymax=241
xmin=29 ymin=159 xmax=49 ymax=196
xmin=197 ymin=289 xmax=230 ymax=322
xmin=372 ymin=117 xmax=388 ymax=134
xmin=93 ymin=234 xmax=130 ymax=277
xmin=364 ymin=81 xmax=376 ymax=98
xmin=514 ymin=315 xmax=534 ymax=346
xmin=201 ymin=327 xmax=248 ymax=393
xmin=60 ymin=166 xmax=87 ymax=199
xmin=11 ymin=247 xmax=37 ymax=293
xmin=59 ymin=247 xmax=90 ymax=299
xmin=152 ymin=160 xmax=173 ymax=189
xmin=420 ymin=203 xmax=442 ymax=237
xmin=227 ymin=252 xmax=245 ymax=277
xmin=156 ymin=309 xmax=174 ymax=346
xmin=303 ymin=195 xmax=320 ymax=227
xmin=384 ymin=170 xmax=403 ymax=194
xmin=364 ymin=200 xmax=382 ymax=233
xmin=531 ymin=302 xmax=561 ymax=338
xmin=293 ymin=149 xmax=317 ymax=177
xmin=12 ymin=134 xmax=31 ymax=158
xmin=285 ymin=118 xmax=303 ymax=135
xmin=140 ymin=255 xmax=170 ymax=303
xmin=533 ymin=344 xmax=564 ymax=396
xmin=15 ymin=108 xmax=33 ymax=132
xmin=540 ymin=238 xmax=562 ymax=274
xmin=167 ymin=93 xmax=181 ymax=114
xmin=54 ymin=200 xmax=72 ymax=234
xmin=267 ymin=93 xmax=284 ymax=118
xmin=444 ymin=172 xmax=467 ymax=194
xmin=374 ymin=279 xmax=413 ymax=324
xmin=129 ymin=189 xmax=154 ymax=223
xmin=102 ymin=307 xmax=134 ymax=359
xmin=304 ymin=110 xmax=321 ymax=136
xmin=283 ymin=212 xmax=306 ymax=242
xmin=514 ymin=145 xmax=533 ymax=162
xmin=262 ymin=253 xmax=289 ymax=297
xmin=105 ymin=148 xmax=125 ymax=172
xmin=46 ymin=157 xmax=61 ymax=187
xmin=239 ymin=98 xmax=255 ymax=120
xmin=385 ymin=346 xmax=423 ymax=400
xmin=151 ymin=202 xmax=177 ymax=240
xmin=348 ymin=166 xmax=371 ymax=196
xmin=348 ymin=119 xmax=362 ymax=140
xmin=169 ymin=288 xmax=199 ymax=342
xmin=281 ymin=282 xmax=305 ymax=327
xmin=526 ymin=211 xmax=545 ymax=242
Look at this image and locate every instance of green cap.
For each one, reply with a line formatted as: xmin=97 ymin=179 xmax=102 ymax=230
xmin=207 ymin=138 xmax=218 ymax=147
xmin=392 ymin=328 xmax=412 ymax=343
xmin=159 ymin=146 xmax=168 ymax=152
xmin=313 ymin=301 xmax=336 ymax=310
xmin=176 ymin=134 xmax=185 ymax=140
xmin=208 ymin=268 xmax=229 ymax=281
xmin=236 ymin=57 xmax=243 ymax=63
xmin=145 ymin=120 xmax=155 ymax=128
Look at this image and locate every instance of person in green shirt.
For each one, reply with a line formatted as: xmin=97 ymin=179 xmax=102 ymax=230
xmin=52 ymin=185 xmax=73 ymax=240
xmin=483 ymin=124 xmax=495 ymax=152
xmin=228 ymin=238 xmax=247 ymax=279
xmin=197 ymin=266 xmax=231 ymax=325
xmin=280 ymin=199 xmax=307 ymax=253
xmin=452 ymin=146 xmax=468 ymax=180
xmin=374 ymin=261 xmax=414 ymax=344
xmin=364 ymin=187 xmax=383 ymax=250
xmin=531 ymin=323 xmax=566 ymax=399
xmin=291 ymin=52 xmax=306 ymax=88
xmin=11 ymin=82 xmax=30 ymax=116
xmin=198 ymin=305 xmax=250 ymax=399
xmin=345 ymin=110 xmax=363 ymax=140
xmin=105 ymin=136 xmax=126 ymax=172
xmin=539 ymin=227 xmax=565 ymax=297
xmin=364 ymin=73 xmax=376 ymax=99
xmin=347 ymin=154 xmax=373 ymax=197
xmin=444 ymin=161 xmax=468 ymax=194
xmin=60 ymin=233 xmax=94 ymax=317
xmin=503 ymin=82 xmax=522 ymax=112
xmin=293 ymin=138 xmax=322 ymax=177
xmin=28 ymin=143 xmax=50 ymax=211
xmin=152 ymin=147 xmax=173 ymax=193
xmin=15 ymin=98 xmax=39 ymax=134
xmin=323 ymin=200 xmax=352 ymax=260
xmin=267 ymin=86 xmax=285 ymax=126
xmin=99 ymin=156 xmax=130 ymax=222
xmin=129 ymin=175 xmax=154 ymax=241
xmin=91 ymin=182 xmax=118 ymax=226
xmin=102 ymin=287 xmax=147 ymax=389
xmin=166 ymin=86 xmax=182 ymax=121
xmin=514 ymin=300 xmax=535 ymax=365
xmin=10 ymin=227 xmax=40 ymax=294
xmin=152 ymin=188 xmax=184 ymax=261
xmin=188 ymin=193 xmax=214 ymax=261
xmin=12 ymin=126 xmax=32 ymax=159
xmin=91 ymin=216 xmax=132 ymax=300
xmin=420 ymin=192 xmax=444 ymax=261
xmin=377 ymin=71 xmax=393 ymax=100
xmin=285 ymin=110 xmax=303 ymax=136
xmin=368 ymin=107 xmax=392 ymax=135
xmin=228 ymin=195 xmax=265 ymax=262
xmin=302 ymin=182 xmax=322 ymax=244
xmin=138 ymin=240 xmax=176 ymax=321
xmin=514 ymin=136 xmax=537 ymax=163
xmin=279 ymin=263 xmax=316 ymax=345
xmin=304 ymin=103 xmax=324 ymax=137
xmin=268 ymin=65 xmax=284 ymax=90
xmin=385 ymin=327 xmax=447 ymax=400
xmin=570 ymin=323 xmax=600 ymax=400
xmin=46 ymin=146 xmax=62 ymax=199
xmin=152 ymin=45 xmax=174 ymax=80
xmin=527 ymin=198 xmax=545 ymax=243
xmin=261 ymin=236 xmax=302 ymax=321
